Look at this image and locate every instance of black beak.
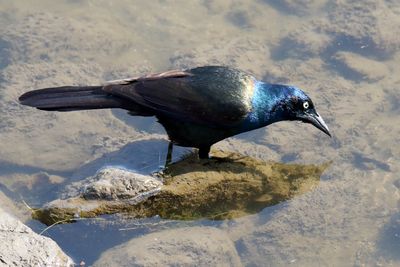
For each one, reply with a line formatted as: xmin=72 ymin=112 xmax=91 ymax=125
xmin=300 ymin=111 xmax=331 ymax=137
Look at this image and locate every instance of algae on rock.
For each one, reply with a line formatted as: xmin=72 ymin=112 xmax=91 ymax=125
xmin=33 ymin=151 xmax=329 ymax=225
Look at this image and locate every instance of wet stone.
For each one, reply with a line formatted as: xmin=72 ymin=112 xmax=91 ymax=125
xmin=93 ymin=226 xmax=242 ymax=267
xmin=62 ymin=167 xmax=162 ymax=200
xmin=32 ymin=151 xmax=329 ymax=226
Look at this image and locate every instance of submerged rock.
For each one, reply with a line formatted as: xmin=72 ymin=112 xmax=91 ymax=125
xmin=93 ymin=226 xmax=242 ymax=267
xmin=33 ymin=151 xmax=329 ymax=225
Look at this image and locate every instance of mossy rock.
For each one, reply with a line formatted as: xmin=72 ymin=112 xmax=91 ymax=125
xmin=33 ymin=151 xmax=329 ymax=225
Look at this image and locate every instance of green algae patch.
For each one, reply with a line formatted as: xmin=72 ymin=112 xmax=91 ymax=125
xmin=139 ymin=151 xmax=329 ymax=220
xmin=33 ymin=151 xmax=329 ymax=225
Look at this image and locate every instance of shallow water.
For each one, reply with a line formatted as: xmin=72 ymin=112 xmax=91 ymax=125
xmin=0 ymin=0 xmax=399 ymax=266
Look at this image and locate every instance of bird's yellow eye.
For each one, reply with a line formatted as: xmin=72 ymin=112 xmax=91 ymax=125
xmin=303 ymin=101 xmax=309 ymax=109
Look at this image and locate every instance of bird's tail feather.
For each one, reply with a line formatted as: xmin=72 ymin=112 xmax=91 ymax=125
xmin=19 ymin=86 xmax=131 ymax=111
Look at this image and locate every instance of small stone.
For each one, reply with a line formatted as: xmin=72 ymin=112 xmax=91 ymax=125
xmin=80 ymin=167 xmax=162 ymax=200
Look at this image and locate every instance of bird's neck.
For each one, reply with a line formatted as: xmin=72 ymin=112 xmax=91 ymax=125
xmin=242 ymin=82 xmax=293 ymax=130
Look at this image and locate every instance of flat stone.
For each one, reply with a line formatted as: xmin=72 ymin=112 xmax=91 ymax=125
xmin=32 ymin=151 xmax=328 ymax=225
xmin=92 ymin=226 xmax=242 ymax=267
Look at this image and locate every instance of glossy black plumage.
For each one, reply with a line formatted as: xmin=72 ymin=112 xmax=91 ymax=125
xmin=19 ymin=66 xmax=331 ymax=160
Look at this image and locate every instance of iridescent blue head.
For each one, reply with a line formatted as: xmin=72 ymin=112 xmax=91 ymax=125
xmin=249 ymin=82 xmax=331 ymax=137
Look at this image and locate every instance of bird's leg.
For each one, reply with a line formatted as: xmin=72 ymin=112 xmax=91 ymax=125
xmin=198 ymin=146 xmax=210 ymax=159
xmin=165 ymin=141 xmax=173 ymax=167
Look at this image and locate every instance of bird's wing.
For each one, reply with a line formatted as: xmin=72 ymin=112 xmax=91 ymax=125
xmin=103 ymin=67 xmax=255 ymax=126
xmin=104 ymin=70 xmax=189 ymax=85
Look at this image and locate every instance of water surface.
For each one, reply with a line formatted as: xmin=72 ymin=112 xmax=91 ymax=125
xmin=0 ymin=0 xmax=399 ymax=266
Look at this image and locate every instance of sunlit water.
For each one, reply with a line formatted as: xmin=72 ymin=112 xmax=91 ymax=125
xmin=0 ymin=0 xmax=399 ymax=266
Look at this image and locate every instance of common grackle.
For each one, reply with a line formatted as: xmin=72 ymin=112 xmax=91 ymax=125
xmin=19 ymin=66 xmax=331 ymax=163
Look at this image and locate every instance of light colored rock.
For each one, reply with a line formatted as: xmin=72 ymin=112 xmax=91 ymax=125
xmin=63 ymin=167 xmax=162 ymax=200
xmin=32 ymin=166 xmax=163 ymax=226
xmin=93 ymin=226 xmax=242 ymax=267
xmin=0 ymin=207 xmax=74 ymax=266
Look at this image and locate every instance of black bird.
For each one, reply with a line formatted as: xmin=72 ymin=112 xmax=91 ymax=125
xmin=19 ymin=66 xmax=331 ymax=163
